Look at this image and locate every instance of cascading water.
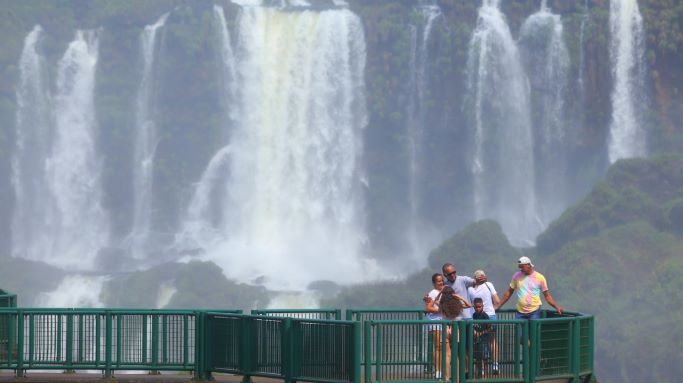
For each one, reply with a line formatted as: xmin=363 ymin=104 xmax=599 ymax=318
xmin=176 ymin=4 xmax=379 ymax=291
xmin=12 ymin=25 xmax=52 ymax=262
xmin=130 ymin=13 xmax=168 ymax=259
xmin=213 ymin=5 xmax=237 ymax=124
xmin=173 ymin=6 xmax=238 ymax=254
xmin=44 ymin=30 xmax=109 ymax=269
xmin=466 ymin=0 xmax=538 ymax=245
xmin=578 ymin=0 xmax=589 ymax=96
xmin=608 ymin=0 xmax=647 ymax=163
xmin=519 ymin=0 xmax=570 ymax=226
xmin=406 ymin=0 xmax=441 ymax=261
xmin=35 ymin=275 xmax=107 ymax=307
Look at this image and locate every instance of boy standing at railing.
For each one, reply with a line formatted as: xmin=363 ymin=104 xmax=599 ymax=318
xmin=472 ymin=298 xmax=498 ymax=375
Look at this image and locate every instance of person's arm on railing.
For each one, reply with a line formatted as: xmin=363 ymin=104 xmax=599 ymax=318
xmin=542 ymin=290 xmax=563 ymax=315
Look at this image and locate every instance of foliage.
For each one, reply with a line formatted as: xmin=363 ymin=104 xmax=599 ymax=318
xmin=537 ymin=155 xmax=683 ymax=254
xmin=545 ymin=221 xmax=683 ymax=383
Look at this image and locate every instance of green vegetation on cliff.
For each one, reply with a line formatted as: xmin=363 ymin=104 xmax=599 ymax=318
xmin=538 ymin=155 xmax=683 ymax=254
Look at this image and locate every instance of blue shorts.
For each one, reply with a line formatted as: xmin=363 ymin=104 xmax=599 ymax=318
xmin=515 ymin=309 xmax=541 ymax=320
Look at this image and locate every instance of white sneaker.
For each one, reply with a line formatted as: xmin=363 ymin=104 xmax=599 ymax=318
xmin=434 ymin=371 xmax=441 ymax=379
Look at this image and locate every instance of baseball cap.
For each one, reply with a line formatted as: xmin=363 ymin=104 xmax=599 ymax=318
xmin=518 ymin=256 xmax=534 ymax=267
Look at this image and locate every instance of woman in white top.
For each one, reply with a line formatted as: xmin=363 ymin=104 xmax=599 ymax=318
xmin=467 ymin=269 xmax=500 ymax=319
xmin=424 ymin=273 xmax=445 ymax=378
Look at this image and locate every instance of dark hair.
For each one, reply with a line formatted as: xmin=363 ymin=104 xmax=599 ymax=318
xmin=439 ymin=286 xmax=463 ymax=319
xmin=431 ymin=273 xmax=443 ymax=284
xmin=473 ymin=297 xmax=483 ymax=305
xmin=442 ymin=263 xmax=454 ymax=273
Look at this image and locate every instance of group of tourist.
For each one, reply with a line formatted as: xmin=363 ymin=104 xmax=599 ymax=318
xmin=422 ymin=256 xmax=564 ymax=378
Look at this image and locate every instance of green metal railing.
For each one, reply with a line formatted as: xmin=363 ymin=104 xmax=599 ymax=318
xmin=0 ymin=308 xmax=240 ymax=378
xmin=0 ymin=306 xmax=593 ymax=383
xmin=361 ymin=310 xmax=593 ymax=383
xmin=206 ymin=313 xmax=361 ymax=383
xmin=346 ymin=309 xmax=427 ymax=365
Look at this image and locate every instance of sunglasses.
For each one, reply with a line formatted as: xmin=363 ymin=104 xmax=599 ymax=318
xmin=445 ymin=271 xmax=457 ymax=277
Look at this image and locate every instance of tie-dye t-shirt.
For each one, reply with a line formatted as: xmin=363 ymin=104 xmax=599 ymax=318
xmin=510 ymin=271 xmax=548 ymax=314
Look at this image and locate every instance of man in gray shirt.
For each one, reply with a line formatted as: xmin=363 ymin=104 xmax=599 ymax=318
xmin=442 ymin=263 xmax=476 ymax=319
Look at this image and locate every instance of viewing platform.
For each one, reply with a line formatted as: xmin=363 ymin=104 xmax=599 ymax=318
xmin=0 ymin=302 xmax=594 ymax=383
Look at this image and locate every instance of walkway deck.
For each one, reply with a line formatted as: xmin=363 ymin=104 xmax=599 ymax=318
xmin=0 ymin=371 xmax=572 ymax=383
xmin=0 ymin=371 xmax=251 ymax=382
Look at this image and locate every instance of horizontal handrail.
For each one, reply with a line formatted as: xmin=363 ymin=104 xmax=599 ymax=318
xmin=252 ymin=308 xmax=342 ymax=320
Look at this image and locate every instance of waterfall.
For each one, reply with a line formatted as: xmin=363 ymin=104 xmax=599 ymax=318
xmin=466 ymin=0 xmax=538 ymax=245
xmin=176 ymin=5 xmax=378 ymax=290
xmin=608 ymin=0 xmax=647 ymax=163
xmin=578 ymin=0 xmax=589 ymax=96
xmin=177 ymin=145 xmax=232 ymax=249
xmin=12 ymin=25 xmax=52 ymax=262
xmin=407 ymin=1 xmax=441 ymax=260
xmin=174 ymin=6 xmax=237 ymax=253
xmin=44 ymin=30 xmax=109 ymax=269
xmin=130 ymin=13 xmax=168 ymax=259
xmin=519 ymin=2 xmax=570 ymax=226
xmin=213 ymin=5 xmax=237 ymax=123
xmin=35 ymin=275 xmax=108 ymax=307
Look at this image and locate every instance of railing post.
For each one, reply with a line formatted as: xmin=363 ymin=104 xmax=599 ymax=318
xmin=528 ymin=320 xmax=537 ymax=383
xmin=15 ymin=310 xmax=24 ymax=378
xmin=240 ymin=316 xmax=253 ymax=383
xmin=283 ymin=317 xmax=294 ymax=383
xmin=116 ymin=313 xmax=122 ymax=370
xmin=522 ymin=321 xmax=530 ymax=383
xmin=375 ymin=322 xmax=382 ymax=383
xmin=105 ymin=311 xmax=112 ymax=378
xmin=27 ymin=313 xmax=33 ymax=368
xmin=588 ymin=316 xmax=595 ymax=375
xmin=151 ymin=313 xmax=158 ymax=369
xmin=457 ymin=321 xmax=465 ymax=383
xmin=194 ymin=311 xmax=211 ymax=381
xmin=66 ymin=312 xmax=73 ymax=369
xmin=193 ymin=312 xmax=200 ymax=380
xmin=7 ymin=313 xmax=15 ymax=369
xmin=183 ymin=314 xmax=190 ymax=371
xmin=364 ymin=320 xmax=372 ymax=383
xmin=352 ymin=320 xmax=361 ymax=383
xmin=571 ymin=318 xmax=580 ymax=382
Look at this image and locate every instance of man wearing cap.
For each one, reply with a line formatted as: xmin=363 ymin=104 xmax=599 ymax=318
xmin=495 ymin=256 xmax=563 ymax=319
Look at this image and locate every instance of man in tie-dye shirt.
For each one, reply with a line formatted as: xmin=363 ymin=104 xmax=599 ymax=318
xmin=495 ymin=256 xmax=563 ymax=319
